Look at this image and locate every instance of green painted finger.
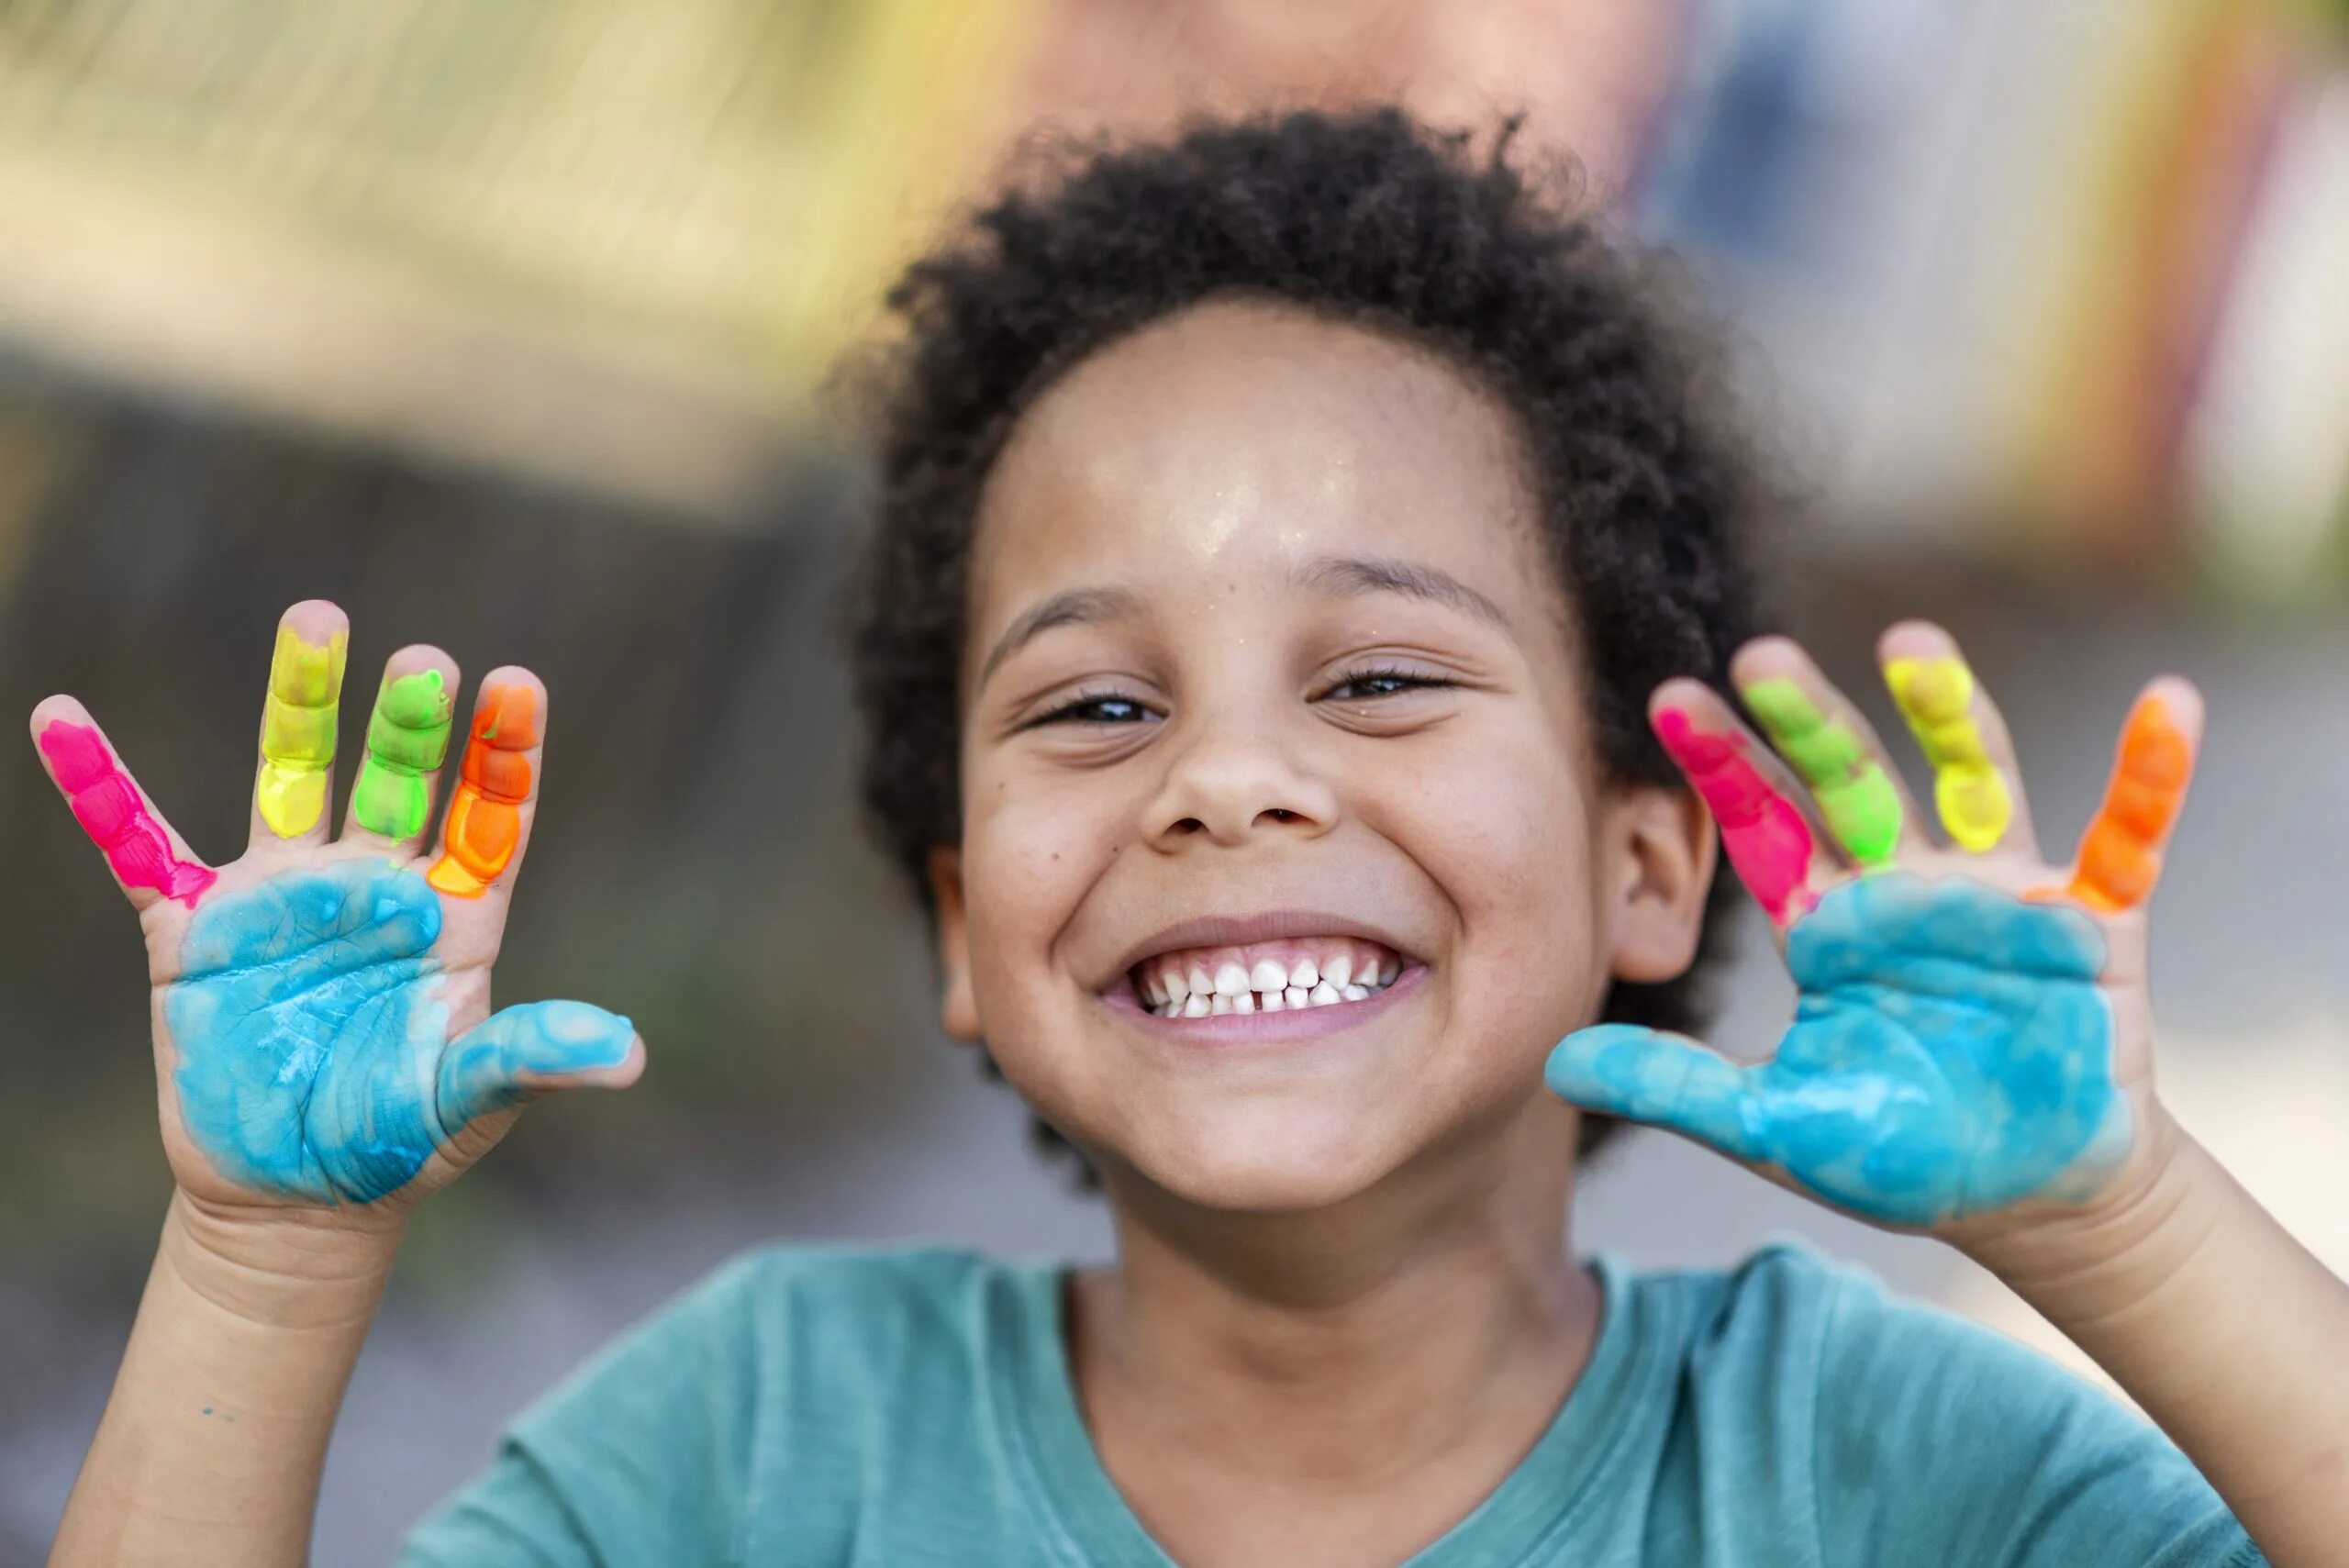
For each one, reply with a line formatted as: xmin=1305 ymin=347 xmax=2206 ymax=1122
xmin=351 ymin=669 xmax=455 ymax=839
xmin=257 ymin=624 xmax=348 ymax=838
xmin=1740 ymin=678 xmax=1903 ymax=867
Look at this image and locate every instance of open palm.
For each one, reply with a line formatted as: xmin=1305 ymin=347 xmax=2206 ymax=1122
xmin=1548 ymin=621 xmax=2196 ymax=1233
xmin=32 ymin=600 xmax=641 ymax=1217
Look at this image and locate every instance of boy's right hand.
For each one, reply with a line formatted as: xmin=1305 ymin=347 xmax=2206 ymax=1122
xmin=29 ymin=599 xmax=643 ymax=1241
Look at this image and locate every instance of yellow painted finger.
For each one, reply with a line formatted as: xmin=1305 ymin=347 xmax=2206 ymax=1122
xmin=1884 ymin=655 xmax=2012 ymax=852
xmin=256 ymin=620 xmax=348 ymax=838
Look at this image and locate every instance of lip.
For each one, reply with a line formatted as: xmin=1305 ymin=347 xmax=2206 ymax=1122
xmin=1100 ymin=959 xmax=1427 ymax=1043
xmin=1100 ymin=907 xmax=1420 ymax=994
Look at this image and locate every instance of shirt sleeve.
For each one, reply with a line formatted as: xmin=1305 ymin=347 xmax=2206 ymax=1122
xmin=1809 ymin=1267 xmax=2264 ymax=1568
xmin=395 ymin=1254 xmax=766 ymax=1568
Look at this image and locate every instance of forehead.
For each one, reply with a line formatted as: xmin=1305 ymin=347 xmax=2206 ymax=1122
xmin=970 ymin=301 xmax=1546 ymax=601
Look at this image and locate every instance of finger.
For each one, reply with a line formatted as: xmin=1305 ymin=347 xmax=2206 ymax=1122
xmin=1730 ymin=636 xmax=1924 ymax=871
xmin=341 ymin=645 xmax=460 ymax=853
xmin=1650 ymin=680 xmax=1840 ymax=928
xmin=426 ymin=671 xmax=546 ymax=901
xmin=1545 ymin=1023 xmax=1767 ymax=1165
xmin=1878 ymin=631 xmax=2030 ymax=857
xmin=437 ymin=1000 xmax=643 ymax=1130
xmin=2058 ymin=679 xmax=2201 ymax=913
xmin=248 ymin=600 xmax=350 ymax=849
xmin=28 ymin=695 xmax=217 ymax=912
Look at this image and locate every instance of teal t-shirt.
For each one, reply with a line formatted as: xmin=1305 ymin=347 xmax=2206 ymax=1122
xmin=398 ymin=1243 xmax=2260 ymax=1567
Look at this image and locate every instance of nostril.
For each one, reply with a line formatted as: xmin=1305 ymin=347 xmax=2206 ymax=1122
xmin=1172 ymin=817 xmax=1206 ymax=836
xmin=1261 ymin=808 xmax=1297 ymax=824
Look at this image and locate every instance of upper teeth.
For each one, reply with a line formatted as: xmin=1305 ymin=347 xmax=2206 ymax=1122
xmin=1132 ymin=939 xmax=1401 ymax=1018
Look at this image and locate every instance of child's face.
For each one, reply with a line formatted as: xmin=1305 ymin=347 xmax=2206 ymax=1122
xmin=931 ymin=301 xmax=1710 ymax=1213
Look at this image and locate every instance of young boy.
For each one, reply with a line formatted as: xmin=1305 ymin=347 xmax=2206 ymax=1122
xmin=36 ymin=110 xmax=2343 ymax=1567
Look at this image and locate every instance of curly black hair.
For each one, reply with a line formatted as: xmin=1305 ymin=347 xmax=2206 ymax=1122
xmin=842 ymin=106 xmax=1763 ymax=1177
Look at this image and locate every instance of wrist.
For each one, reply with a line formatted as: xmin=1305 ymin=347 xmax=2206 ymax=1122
xmin=162 ymin=1188 xmax=407 ymax=1331
xmin=1955 ymin=1106 xmax=2216 ymax=1328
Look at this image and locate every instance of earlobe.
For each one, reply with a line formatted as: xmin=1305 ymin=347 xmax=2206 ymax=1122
xmin=1608 ymin=785 xmax=1716 ymax=984
xmin=927 ymin=847 xmax=983 ymax=1041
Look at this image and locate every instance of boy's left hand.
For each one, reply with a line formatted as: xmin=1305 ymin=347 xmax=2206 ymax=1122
xmin=1544 ymin=620 xmax=2199 ymax=1251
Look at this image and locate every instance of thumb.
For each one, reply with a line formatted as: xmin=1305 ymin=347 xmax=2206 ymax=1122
xmin=437 ymin=999 xmax=643 ymax=1134
xmin=1544 ymin=1023 xmax=1766 ymax=1164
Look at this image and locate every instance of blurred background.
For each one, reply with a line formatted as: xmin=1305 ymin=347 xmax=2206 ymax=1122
xmin=3 ymin=0 xmax=2346 ymax=1559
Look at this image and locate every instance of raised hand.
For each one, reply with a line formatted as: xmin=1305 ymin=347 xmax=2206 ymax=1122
xmin=30 ymin=600 xmax=644 ymax=1218
xmin=1545 ymin=622 xmax=2197 ymax=1233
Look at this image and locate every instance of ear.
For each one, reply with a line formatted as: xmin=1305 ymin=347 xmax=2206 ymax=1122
xmin=926 ymin=847 xmax=983 ymax=1042
xmin=1603 ymin=782 xmax=1716 ymax=984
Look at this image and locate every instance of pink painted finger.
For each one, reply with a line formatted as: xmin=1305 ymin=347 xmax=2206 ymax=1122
xmin=1651 ymin=687 xmax=1827 ymax=927
xmin=28 ymin=696 xmax=216 ymax=912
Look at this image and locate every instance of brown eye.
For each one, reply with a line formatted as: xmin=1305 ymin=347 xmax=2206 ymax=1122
xmin=1035 ymin=692 xmax=1156 ymax=727
xmin=1321 ymin=670 xmax=1451 ymax=702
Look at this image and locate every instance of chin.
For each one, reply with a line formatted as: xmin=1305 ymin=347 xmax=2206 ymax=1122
xmin=1108 ymin=1099 xmax=1416 ymax=1215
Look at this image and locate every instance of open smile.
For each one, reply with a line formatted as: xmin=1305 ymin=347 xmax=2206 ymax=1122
xmin=1098 ymin=912 xmax=1426 ymax=1040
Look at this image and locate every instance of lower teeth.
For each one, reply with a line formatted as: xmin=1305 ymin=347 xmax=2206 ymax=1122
xmin=1154 ymin=979 xmax=1384 ymax=1018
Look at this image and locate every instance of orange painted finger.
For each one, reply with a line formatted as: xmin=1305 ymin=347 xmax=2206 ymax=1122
xmin=426 ymin=678 xmax=543 ymax=899
xmin=2064 ymin=687 xmax=2199 ymax=913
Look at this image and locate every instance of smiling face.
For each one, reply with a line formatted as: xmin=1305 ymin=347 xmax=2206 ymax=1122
xmin=932 ymin=301 xmax=1711 ymax=1215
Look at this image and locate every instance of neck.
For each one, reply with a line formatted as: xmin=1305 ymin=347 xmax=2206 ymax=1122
xmin=1073 ymin=1095 xmax=1600 ymax=1494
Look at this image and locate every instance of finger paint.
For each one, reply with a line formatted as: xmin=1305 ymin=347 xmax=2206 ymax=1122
xmin=256 ymin=624 xmax=348 ymax=838
xmin=426 ymin=684 xmax=538 ymax=897
xmin=1654 ymin=707 xmax=1816 ymax=923
xmin=437 ymin=998 xmax=636 ymax=1128
xmin=2066 ymin=696 xmax=2192 ymax=912
xmin=352 ymin=670 xmax=455 ymax=839
xmin=1546 ymin=873 xmax=2129 ymax=1226
xmin=168 ymin=861 xmax=632 ymax=1202
xmin=38 ymin=720 xmax=215 ymax=906
xmin=1739 ymin=679 xmax=1903 ymax=867
xmin=1884 ymin=656 xmax=2011 ymax=852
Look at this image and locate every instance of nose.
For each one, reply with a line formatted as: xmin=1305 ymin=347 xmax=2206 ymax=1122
xmin=1141 ymin=718 xmax=1340 ymax=850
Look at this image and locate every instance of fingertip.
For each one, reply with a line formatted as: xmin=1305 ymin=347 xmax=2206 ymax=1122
xmin=1648 ymin=676 xmax=1723 ymax=723
xmin=278 ymin=598 xmax=350 ymax=641
xmin=468 ymin=668 xmax=546 ymax=747
xmin=571 ymin=1033 xmax=648 ymax=1092
xmin=383 ymin=643 xmax=460 ymax=684
xmin=2141 ymin=676 xmax=2205 ymax=745
xmin=1728 ymin=635 xmax=1809 ymax=687
xmin=473 ymin=666 xmax=547 ymax=702
xmin=28 ymin=694 xmax=89 ymax=745
xmin=1543 ymin=1023 xmax=1656 ymax=1101
xmin=1876 ymin=618 xmax=1954 ymax=662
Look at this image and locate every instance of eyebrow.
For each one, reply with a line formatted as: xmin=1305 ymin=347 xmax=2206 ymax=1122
xmin=1291 ymin=553 xmax=1514 ymax=631
xmin=977 ymin=584 xmax=1146 ymax=687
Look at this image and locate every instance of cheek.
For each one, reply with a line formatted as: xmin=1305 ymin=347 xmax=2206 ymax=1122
xmin=958 ymin=768 xmax=1119 ymax=998
xmin=1379 ymin=741 xmax=1606 ymax=1025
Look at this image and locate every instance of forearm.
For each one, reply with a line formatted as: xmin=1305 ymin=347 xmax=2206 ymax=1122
xmin=50 ymin=1191 xmax=404 ymax=1568
xmin=1972 ymin=1125 xmax=2349 ymax=1568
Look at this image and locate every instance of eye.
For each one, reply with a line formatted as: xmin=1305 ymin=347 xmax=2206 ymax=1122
xmin=1320 ymin=666 xmax=1455 ymax=703
xmin=1030 ymin=688 xmax=1159 ymax=728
